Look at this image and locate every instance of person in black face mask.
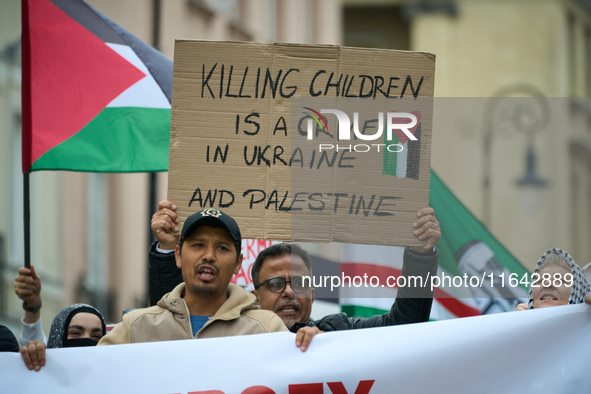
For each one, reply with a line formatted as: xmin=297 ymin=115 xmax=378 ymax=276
xmin=47 ymin=304 xmax=106 ymax=348
xmin=19 ymin=303 xmax=106 ymax=371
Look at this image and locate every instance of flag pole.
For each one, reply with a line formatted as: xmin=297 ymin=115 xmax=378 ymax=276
xmin=22 ymin=0 xmax=31 ymax=269
xmin=23 ymin=172 xmax=31 ymax=269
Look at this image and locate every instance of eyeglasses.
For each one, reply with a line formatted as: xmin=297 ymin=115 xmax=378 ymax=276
xmin=254 ymin=276 xmax=309 ymax=293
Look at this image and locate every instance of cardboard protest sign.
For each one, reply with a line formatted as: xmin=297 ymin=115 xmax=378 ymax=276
xmin=168 ymin=41 xmax=435 ymax=247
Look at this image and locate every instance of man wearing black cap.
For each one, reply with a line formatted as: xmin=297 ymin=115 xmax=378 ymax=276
xmin=99 ymin=208 xmax=287 ymax=345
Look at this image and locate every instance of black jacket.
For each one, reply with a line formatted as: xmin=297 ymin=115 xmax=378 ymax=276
xmin=149 ymin=241 xmax=183 ymax=306
xmin=149 ymin=242 xmax=438 ymax=332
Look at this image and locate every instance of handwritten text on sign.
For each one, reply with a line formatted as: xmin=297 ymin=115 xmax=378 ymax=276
xmin=168 ymin=41 xmax=435 ymax=246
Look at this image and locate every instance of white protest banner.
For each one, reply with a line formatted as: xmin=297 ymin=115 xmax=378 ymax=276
xmin=168 ymin=41 xmax=435 ymax=247
xmin=2 ymin=304 xmax=589 ymax=393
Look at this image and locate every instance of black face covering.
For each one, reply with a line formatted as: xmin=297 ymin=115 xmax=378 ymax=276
xmin=63 ymin=337 xmax=99 ymax=348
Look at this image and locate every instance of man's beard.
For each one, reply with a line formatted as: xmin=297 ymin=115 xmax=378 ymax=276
xmin=275 ymin=298 xmax=303 ymax=329
xmin=187 ymin=262 xmax=221 ymax=296
xmin=187 ymin=281 xmax=219 ymax=296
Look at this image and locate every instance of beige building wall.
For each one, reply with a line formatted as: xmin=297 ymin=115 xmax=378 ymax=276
xmin=409 ymin=0 xmax=591 ymax=271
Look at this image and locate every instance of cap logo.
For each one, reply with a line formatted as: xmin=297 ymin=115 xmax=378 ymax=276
xmin=201 ymin=208 xmax=222 ymax=218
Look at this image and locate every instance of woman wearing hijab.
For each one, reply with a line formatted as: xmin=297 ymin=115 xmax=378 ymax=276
xmin=46 ymin=304 xmax=106 ymax=348
xmin=515 ymin=248 xmax=591 ymax=311
xmin=20 ymin=303 xmax=106 ymax=371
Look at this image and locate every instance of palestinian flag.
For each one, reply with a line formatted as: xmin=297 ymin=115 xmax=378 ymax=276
xmin=382 ymin=111 xmax=422 ymax=180
xmin=339 ymin=170 xmax=528 ymax=320
xmin=21 ymin=0 xmax=172 ymax=173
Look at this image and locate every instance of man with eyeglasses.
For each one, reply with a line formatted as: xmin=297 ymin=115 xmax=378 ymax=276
xmin=250 ymin=207 xmax=439 ymax=333
xmin=150 ymin=202 xmax=440 ymax=336
xmin=251 ymin=243 xmax=314 ymax=331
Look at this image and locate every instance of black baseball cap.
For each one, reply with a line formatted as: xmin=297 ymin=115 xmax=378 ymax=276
xmin=179 ymin=208 xmax=242 ymax=253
